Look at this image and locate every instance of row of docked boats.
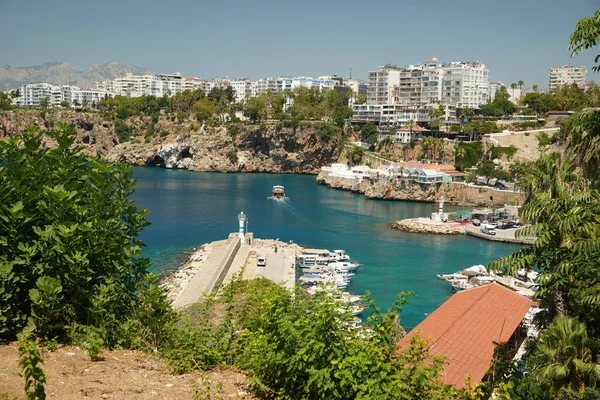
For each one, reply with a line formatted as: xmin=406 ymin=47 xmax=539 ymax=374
xmin=297 ymin=248 xmax=364 ymax=316
xmin=437 ymin=264 xmax=539 ymax=295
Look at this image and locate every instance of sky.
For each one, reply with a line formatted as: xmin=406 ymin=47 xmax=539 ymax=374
xmin=0 ymin=0 xmax=598 ymax=88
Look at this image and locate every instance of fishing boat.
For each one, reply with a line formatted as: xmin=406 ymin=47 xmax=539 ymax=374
xmin=272 ymin=185 xmax=285 ymax=199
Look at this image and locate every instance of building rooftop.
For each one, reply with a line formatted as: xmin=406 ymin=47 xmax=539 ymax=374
xmin=398 ymin=283 xmax=532 ymax=388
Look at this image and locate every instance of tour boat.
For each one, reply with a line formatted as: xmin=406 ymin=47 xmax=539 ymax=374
xmin=272 ymin=185 xmax=285 ymax=199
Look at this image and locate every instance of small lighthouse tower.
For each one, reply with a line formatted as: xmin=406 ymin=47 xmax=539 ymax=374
xmin=238 ymin=211 xmax=247 ymax=244
xmin=438 ymin=195 xmax=445 ymax=221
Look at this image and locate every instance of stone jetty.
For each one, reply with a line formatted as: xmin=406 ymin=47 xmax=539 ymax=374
xmin=161 ymin=234 xmax=300 ymax=308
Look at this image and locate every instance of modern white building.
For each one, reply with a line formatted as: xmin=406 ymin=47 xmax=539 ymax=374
xmin=230 ymin=79 xmax=252 ymax=102
xmin=18 ymin=83 xmax=62 ymax=107
xmin=18 ymin=83 xmax=111 ymax=108
xmin=549 ymin=63 xmax=588 ymax=90
xmin=367 ymin=64 xmax=402 ymax=105
xmin=355 ymin=58 xmax=490 ymax=133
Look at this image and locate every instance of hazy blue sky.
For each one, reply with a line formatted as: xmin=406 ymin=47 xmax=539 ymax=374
xmin=1 ymin=0 xmax=598 ymax=88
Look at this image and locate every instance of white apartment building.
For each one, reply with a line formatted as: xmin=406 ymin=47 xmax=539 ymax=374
xmin=440 ymin=61 xmax=489 ymax=108
xmin=18 ymin=83 xmax=62 ymax=107
xmin=231 ymin=79 xmax=252 ymax=102
xmin=549 ymin=63 xmax=588 ymax=90
xmin=356 ymin=59 xmax=490 ymax=134
xmin=367 ymin=64 xmax=402 ymax=104
xmin=369 ymin=59 xmax=489 ymax=109
xmin=19 ymin=84 xmax=111 ymax=107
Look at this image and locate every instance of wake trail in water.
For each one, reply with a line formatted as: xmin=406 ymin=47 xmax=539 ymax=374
xmin=268 ymin=197 xmax=311 ymax=223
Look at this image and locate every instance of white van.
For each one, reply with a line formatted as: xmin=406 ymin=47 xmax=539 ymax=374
xmin=257 ymin=256 xmax=266 ymax=266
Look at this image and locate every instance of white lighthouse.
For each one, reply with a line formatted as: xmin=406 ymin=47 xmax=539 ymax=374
xmin=238 ymin=211 xmax=247 ymax=244
xmin=439 ymin=195 xmax=445 ymax=222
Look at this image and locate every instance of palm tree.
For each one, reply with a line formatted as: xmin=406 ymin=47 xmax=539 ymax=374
xmin=459 ymin=107 xmax=475 ymax=122
xmin=454 ymin=146 xmax=466 ymax=163
xmin=510 ymin=83 xmax=517 ymax=101
xmin=488 ymin=154 xmax=592 ymax=318
xmin=533 ymin=84 xmax=539 ymax=93
xmin=565 ymin=109 xmax=600 ymax=189
xmin=518 ymin=80 xmax=524 ymax=91
xmin=533 ymin=317 xmax=600 ymax=393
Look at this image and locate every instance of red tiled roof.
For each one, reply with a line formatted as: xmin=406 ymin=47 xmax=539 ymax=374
xmin=398 ymin=283 xmax=532 ymax=388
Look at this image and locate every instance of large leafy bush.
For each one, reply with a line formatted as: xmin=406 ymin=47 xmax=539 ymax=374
xmin=0 ymin=124 xmax=172 ymax=347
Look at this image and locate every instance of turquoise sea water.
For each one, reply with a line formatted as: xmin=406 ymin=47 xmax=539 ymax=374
xmin=131 ymin=167 xmax=521 ymax=329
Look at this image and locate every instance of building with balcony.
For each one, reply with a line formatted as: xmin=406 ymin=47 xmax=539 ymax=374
xmin=549 ymin=63 xmax=588 ymax=90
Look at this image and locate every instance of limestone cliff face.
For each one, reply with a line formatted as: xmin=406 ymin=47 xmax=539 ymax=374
xmin=0 ymin=110 xmax=341 ymax=173
xmin=316 ymin=170 xmax=525 ymax=207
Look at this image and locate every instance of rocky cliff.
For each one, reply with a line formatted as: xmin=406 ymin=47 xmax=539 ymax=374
xmin=0 ymin=110 xmax=341 ymax=173
xmin=316 ymin=170 xmax=525 ymax=207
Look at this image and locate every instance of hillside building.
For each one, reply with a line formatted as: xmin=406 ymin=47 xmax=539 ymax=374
xmin=549 ymin=63 xmax=588 ymax=90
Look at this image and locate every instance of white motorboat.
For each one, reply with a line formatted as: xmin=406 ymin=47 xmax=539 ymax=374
xmin=330 ymin=250 xmax=350 ymax=262
xmin=326 ymin=261 xmax=360 ymax=272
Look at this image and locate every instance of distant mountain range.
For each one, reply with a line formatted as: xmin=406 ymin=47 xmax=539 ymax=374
xmin=0 ymin=62 xmax=151 ymax=90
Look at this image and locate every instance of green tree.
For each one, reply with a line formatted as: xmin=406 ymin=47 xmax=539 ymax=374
xmin=488 ymin=154 xmax=599 ymax=322
xmin=518 ymin=80 xmax=525 ymax=91
xmin=476 ymin=160 xmax=510 ymax=185
xmin=569 ymin=9 xmax=600 ymax=72
xmin=564 ymin=109 xmax=600 ymax=188
xmin=0 ymin=91 xmax=14 ymax=110
xmin=0 ymin=124 xmax=173 ymax=346
xmin=192 ymin=98 xmax=216 ymax=121
xmin=39 ymin=97 xmax=49 ymax=109
xmin=459 ymin=107 xmax=475 ymax=122
xmin=243 ymin=96 xmax=267 ymax=123
xmin=171 ymin=89 xmax=206 ymax=113
xmin=533 ymin=317 xmax=600 ymax=393
xmin=361 ymin=122 xmax=379 ymax=145
xmin=428 ymin=105 xmax=444 ymax=131
xmin=354 ymin=91 xmax=368 ymax=105
xmin=533 ymin=84 xmax=539 ymax=92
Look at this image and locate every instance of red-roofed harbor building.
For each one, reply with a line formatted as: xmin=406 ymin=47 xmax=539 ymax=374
xmin=398 ymin=283 xmax=532 ymax=388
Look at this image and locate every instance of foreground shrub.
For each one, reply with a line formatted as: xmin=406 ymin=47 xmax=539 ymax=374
xmin=0 ymin=124 xmax=174 ymax=348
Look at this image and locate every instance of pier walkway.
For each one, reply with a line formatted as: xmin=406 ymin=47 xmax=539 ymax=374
xmin=172 ymin=233 xmax=253 ymax=309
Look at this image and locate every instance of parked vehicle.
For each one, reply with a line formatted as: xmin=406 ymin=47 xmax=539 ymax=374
xmin=257 ymin=256 xmax=266 ymax=266
xmin=480 ymin=222 xmax=497 ymax=235
xmin=472 ymin=218 xmax=481 ymax=226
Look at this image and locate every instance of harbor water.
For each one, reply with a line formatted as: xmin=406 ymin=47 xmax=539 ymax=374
xmin=131 ymin=167 xmax=521 ymax=329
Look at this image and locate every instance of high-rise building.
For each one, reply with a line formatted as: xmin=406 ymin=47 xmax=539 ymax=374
xmin=549 ymin=63 xmax=588 ymax=90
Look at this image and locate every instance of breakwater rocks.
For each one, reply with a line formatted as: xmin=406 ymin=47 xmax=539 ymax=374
xmin=391 ymin=218 xmax=464 ymax=235
xmin=316 ymin=170 xmax=525 ymax=207
xmin=0 ymin=110 xmax=341 ymax=173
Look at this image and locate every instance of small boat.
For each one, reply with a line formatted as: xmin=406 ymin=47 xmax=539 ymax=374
xmin=272 ymin=185 xmax=285 ymax=199
xmin=326 ymin=261 xmax=360 ymax=272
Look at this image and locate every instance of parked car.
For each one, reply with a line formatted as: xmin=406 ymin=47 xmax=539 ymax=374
xmin=472 ymin=218 xmax=481 ymax=226
xmin=257 ymin=256 xmax=266 ymax=266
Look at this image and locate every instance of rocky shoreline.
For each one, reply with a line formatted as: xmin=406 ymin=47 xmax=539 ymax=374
xmin=391 ymin=218 xmax=465 ymax=235
xmin=316 ymin=170 xmax=525 ymax=207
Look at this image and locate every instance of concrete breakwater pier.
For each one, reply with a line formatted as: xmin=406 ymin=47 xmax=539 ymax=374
xmin=391 ymin=217 xmax=535 ymax=245
xmin=161 ymin=232 xmax=300 ymax=308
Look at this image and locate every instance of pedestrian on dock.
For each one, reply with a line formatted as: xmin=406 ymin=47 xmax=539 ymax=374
xmin=274 ymin=245 xmax=278 ymax=254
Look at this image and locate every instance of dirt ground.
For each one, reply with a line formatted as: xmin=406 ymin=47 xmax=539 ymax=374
xmin=0 ymin=344 xmax=258 ymax=399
